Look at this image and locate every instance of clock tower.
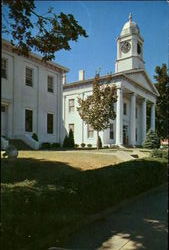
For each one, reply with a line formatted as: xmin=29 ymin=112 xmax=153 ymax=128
xmin=115 ymin=14 xmax=145 ymax=73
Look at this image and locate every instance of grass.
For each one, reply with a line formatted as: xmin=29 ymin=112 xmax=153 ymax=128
xmin=1 ymin=153 xmax=167 ymax=250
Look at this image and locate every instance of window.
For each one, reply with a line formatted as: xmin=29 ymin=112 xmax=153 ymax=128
xmin=25 ymin=67 xmax=33 ymax=86
xmin=69 ymin=99 xmax=75 ymax=112
xmin=136 ymin=107 xmax=138 ymax=119
xmin=123 ymin=103 xmax=127 ymax=115
xmin=47 ymin=113 xmax=53 ymax=134
xmin=2 ymin=58 xmax=7 ymax=79
xmin=1 ymin=105 xmax=6 ymax=112
xmin=47 ymin=76 xmax=54 ymax=93
xmin=25 ymin=109 xmax=33 ymax=132
xmin=110 ymin=123 xmax=114 ymax=139
xmin=69 ymin=124 xmax=74 ymax=133
xmin=87 ymin=124 xmax=94 ymax=138
xmin=136 ymin=128 xmax=138 ymax=141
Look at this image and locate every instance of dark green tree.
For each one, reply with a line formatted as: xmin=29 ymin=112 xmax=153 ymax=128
xmin=143 ymin=129 xmax=160 ymax=149
xmin=68 ymin=129 xmax=75 ymax=148
xmin=98 ymin=136 xmax=102 ymax=149
xmin=154 ymin=64 xmax=169 ymax=139
xmin=2 ymin=0 xmax=88 ymax=61
xmin=77 ymin=75 xmax=117 ymax=150
xmin=62 ymin=135 xmax=69 ymax=148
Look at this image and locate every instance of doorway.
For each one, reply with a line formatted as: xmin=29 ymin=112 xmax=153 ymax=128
xmin=123 ymin=125 xmax=128 ymax=145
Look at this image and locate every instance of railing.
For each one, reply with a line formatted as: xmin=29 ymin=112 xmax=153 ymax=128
xmin=14 ymin=134 xmax=40 ymax=150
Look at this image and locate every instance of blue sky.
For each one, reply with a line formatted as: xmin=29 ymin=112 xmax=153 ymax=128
xmin=3 ymin=1 xmax=169 ymax=83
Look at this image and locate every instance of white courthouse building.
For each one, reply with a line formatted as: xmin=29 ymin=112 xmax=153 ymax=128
xmin=1 ymin=39 xmax=69 ymax=149
xmin=63 ymin=15 xmax=159 ymax=147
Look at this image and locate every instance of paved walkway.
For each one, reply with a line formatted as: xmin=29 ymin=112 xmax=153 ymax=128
xmin=65 ymin=185 xmax=168 ymax=250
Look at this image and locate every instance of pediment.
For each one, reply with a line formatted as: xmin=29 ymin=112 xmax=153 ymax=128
xmin=123 ymin=70 xmax=159 ymax=96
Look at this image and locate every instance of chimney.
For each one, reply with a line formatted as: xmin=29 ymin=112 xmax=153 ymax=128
xmin=79 ymin=70 xmax=85 ymax=81
xmin=62 ymin=73 xmax=66 ymax=85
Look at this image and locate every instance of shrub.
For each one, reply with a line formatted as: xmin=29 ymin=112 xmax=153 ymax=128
xmin=81 ymin=143 xmax=86 ymax=148
xmin=51 ymin=143 xmax=60 ymax=148
xmin=103 ymin=146 xmax=109 ymax=149
xmin=75 ymin=144 xmax=79 ymax=148
xmin=87 ymin=144 xmax=92 ymax=148
xmin=62 ymin=135 xmax=69 ymax=148
xmin=98 ymin=136 xmax=102 ymax=149
xmin=32 ymin=133 xmax=38 ymax=142
xmin=68 ymin=129 xmax=75 ymax=148
xmin=151 ymin=149 xmax=168 ymax=159
xmin=41 ymin=142 xmax=51 ymax=149
xmin=143 ymin=130 xmax=160 ymax=149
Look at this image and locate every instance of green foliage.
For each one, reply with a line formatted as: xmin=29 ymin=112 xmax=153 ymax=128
xmin=87 ymin=144 xmax=92 ymax=148
xmin=75 ymin=144 xmax=79 ymax=148
xmin=62 ymin=130 xmax=75 ymax=148
xmin=2 ymin=0 xmax=88 ymax=61
xmin=68 ymin=129 xmax=75 ymax=148
xmin=154 ymin=64 xmax=169 ymax=139
xmin=98 ymin=136 xmax=102 ymax=149
xmin=32 ymin=133 xmax=38 ymax=141
xmin=81 ymin=143 xmax=86 ymax=148
xmin=151 ymin=149 xmax=168 ymax=159
xmin=51 ymin=143 xmax=60 ymax=148
xmin=77 ymin=75 xmax=117 ymax=149
xmin=1 ymin=157 xmax=167 ymax=249
xmin=41 ymin=142 xmax=51 ymax=149
xmin=62 ymin=135 xmax=69 ymax=148
xmin=143 ymin=130 xmax=160 ymax=149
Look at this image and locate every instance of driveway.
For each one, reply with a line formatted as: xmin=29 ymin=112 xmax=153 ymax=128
xmin=65 ymin=184 xmax=168 ymax=250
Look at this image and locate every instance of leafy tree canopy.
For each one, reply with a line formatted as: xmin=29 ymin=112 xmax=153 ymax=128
xmin=77 ymin=75 xmax=117 ymax=149
xmin=2 ymin=0 xmax=88 ymax=61
xmin=154 ymin=64 xmax=169 ymax=139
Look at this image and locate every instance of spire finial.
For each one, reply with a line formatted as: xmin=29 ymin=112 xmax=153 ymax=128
xmin=129 ymin=13 xmax=132 ymax=22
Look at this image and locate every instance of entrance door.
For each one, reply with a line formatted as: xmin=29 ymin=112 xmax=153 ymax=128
xmin=1 ymin=105 xmax=8 ymax=136
xmin=123 ymin=125 xmax=128 ymax=145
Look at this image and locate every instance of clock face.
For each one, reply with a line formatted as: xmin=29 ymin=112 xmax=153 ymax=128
xmin=120 ymin=41 xmax=131 ymax=53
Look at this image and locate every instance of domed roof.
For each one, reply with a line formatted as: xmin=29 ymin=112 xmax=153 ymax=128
xmin=120 ymin=13 xmax=140 ymax=36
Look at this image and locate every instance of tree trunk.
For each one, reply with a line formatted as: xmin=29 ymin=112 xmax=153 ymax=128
xmin=97 ymin=130 xmax=99 ymax=150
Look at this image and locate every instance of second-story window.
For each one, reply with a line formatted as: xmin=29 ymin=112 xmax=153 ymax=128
xmin=69 ymin=99 xmax=75 ymax=112
xmin=2 ymin=58 xmax=7 ymax=79
xmin=123 ymin=103 xmax=127 ymax=115
xmin=48 ymin=76 xmax=54 ymax=93
xmin=25 ymin=67 xmax=33 ymax=87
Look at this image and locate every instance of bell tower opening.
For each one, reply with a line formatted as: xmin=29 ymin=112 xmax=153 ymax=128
xmin=115 ymin=13 xmax=145 ymax=73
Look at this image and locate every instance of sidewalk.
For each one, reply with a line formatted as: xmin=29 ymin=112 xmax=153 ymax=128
xmin=65 ymin=184 xmax=168 ymax=250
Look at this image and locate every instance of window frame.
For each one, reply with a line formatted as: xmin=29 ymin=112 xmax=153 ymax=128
xmin=47 ymin=113 xmax=54 ymax=134
xmin=25 ymin=109 xmax=33 ymax=132
xmin=47 ymin=75 xmax=54 ymax=93
xmin=69 ymin=99 xmax=75 ymax=112
xmin=2 ymin=58 xmax=8 ymax=79
xmin=123 ymin=103 xmax=127 ymax=115
xmin=69 ymin=123 xmax=74 ymax=133
xmin=110 ymin=123 xmax=114 ymax=140
xmin=87 ymin=124 xmax=94 ymax=138
xmin=25 ymin=67 xmax=33 ymax=87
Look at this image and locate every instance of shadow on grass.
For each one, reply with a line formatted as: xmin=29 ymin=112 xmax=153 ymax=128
xmin=1 ymin=157 xmax=167 ymax=250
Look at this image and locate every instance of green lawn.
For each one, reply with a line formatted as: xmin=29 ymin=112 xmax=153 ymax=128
xmin=1 ymin=155 xmax=167 ymax=250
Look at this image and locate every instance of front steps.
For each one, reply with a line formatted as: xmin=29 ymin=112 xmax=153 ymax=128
xmin=9 ymin=139 xmax=33 ymax=150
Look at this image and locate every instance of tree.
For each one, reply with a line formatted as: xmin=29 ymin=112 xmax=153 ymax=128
xmin=77 ymin=75 xmax=117 ymax=149
xmin=154 ymin=64 xmax=169 ymax=139
xmin=2 ymin=0 xmax=88 ymax=61
xmin=143 ymin=129 xmax=160 ymax=149
xmin=68 ymin=129 xmax=75 ymax=148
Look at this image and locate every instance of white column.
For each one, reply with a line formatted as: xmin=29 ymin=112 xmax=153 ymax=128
xmin=116 ymin=88 xmax=123 ymax=145
xmin=142 ymin=98 xmax=147 ymax=144
xmin=150 ymin=103 xmax=155 ymax=131
xmin=130 ymin=93 xmax=136 ymax=146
